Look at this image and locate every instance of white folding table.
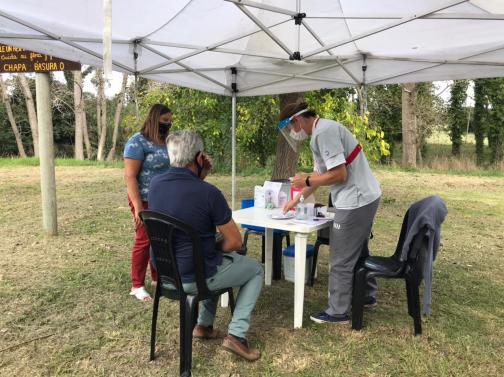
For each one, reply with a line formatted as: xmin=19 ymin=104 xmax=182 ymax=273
xmin=232 ymin=207 xmax=332 ymax=328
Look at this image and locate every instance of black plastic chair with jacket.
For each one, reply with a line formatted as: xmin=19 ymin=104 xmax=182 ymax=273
xmin=351 ymin=195 xmax=447 ymax=335
xmin=141 ymin=210 xmax=235 ymax=377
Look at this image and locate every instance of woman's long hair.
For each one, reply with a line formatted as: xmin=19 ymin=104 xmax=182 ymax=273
xmin=140 ymin=104 xmax=172 ymax=143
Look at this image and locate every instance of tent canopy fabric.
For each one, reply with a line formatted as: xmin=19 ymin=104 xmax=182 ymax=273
xmin=1 ymin=0 xmax=504 ymax=96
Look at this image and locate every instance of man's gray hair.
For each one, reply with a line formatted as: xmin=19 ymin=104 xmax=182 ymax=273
xmin=167 ymin=129 xmax=204 ymax=168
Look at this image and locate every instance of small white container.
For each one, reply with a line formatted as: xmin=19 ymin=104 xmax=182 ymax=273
xmin=282 ymin=245 xmax=314 ymax=284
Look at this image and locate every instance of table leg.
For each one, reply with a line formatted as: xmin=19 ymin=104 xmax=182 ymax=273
xmin=264 ymin=228 xmax=273 ymax=286
xmin=294 ymin=232 xmax=308 ymax=329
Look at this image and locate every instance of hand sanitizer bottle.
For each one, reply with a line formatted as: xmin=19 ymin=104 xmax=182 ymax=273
xmin=296 ymin=195 xmax=308 ymax=220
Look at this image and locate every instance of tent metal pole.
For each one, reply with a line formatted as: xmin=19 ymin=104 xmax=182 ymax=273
xmin=102 ymin=0 xmax=113 ymax=81
xmin=225 ymin=0 xmax=297 ymax=16
xmin=239 ymin=60 xmax=360 ymax=93
xmin=295 ymin=0 xmax=301 ymax=54
xmin=133 ymin=40 xmax=140 ymax=121
xmin=310 ymin=54 xmax=504 ymax=67
xmin=221 ymin=72 xmax=236 ymax=310
xmin=302 ymin=13 xmax=504 ymax=21
xmin=360 ymin=54 xmax=368 ymax=114
xmin=144 ymin=41 xmax=286 ymax=61
xmin=231 ymin=68 xmax=238 ymax=211
xmin=234 ymin=4 xmax=293 ymax=57
xmin=239 ymin=67 xmax=354 ymax=85
xmin=302 ymin=0 xmax=468 ymax=59
xmin=231 ymin=93 xmax=236 ymax=211
xmin=369 ymin=64 xmax=441 ymax=85
xmin=139 ymin=19 xmax=291 ymax=74
xmin=300 ymin=20 xmax=361 ymax=85
xmin=367 ymin=40 xmax=504 ymax=85
xmin=36 ymin=72 xmax=58 ymax=236
xmin=0 ymin=9 xmax=133 ymax=73
xmin=140 ymin=43 xmax=232 ymax=92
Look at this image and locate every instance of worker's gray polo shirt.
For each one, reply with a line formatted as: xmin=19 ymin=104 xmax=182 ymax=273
xmin=310 ymin=118 xmax=381 ymax=209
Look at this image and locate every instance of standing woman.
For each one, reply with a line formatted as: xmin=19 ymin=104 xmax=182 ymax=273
xmin=124 ymin=104 xmax=172 ymax=301
xmin=279 ymin=101 xmax=381 ymax=324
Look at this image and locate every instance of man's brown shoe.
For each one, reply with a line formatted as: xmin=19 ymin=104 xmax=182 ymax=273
xmin=192 ymin=325 xmax=223 ymax=339
xmin=222 ymin=335 xmax=260 ymax=361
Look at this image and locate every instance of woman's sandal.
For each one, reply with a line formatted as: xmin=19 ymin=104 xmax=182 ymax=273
xmin=130 ymin=286 xmax=152 ymax=301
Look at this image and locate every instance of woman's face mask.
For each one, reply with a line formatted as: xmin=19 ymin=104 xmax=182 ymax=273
xmin=158 ymin=122 xmax=171 ymax=135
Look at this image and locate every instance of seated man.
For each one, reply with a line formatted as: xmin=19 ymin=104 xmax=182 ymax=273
xmin=148 ymin=129 xmax=264 ymax=361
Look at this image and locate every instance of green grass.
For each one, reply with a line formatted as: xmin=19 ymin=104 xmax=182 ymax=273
xmin=0 ymin=157 xmax=124 ymax=168
xmin=0 ymin=164 xmax=503 ymax=376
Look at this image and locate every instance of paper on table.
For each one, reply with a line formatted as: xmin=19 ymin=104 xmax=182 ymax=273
xmin=292 ymin=217 xmax=333 ymax=226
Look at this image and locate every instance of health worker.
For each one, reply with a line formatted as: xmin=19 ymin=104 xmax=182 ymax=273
xmin=279 ymin=101 xmax=381 ymax=324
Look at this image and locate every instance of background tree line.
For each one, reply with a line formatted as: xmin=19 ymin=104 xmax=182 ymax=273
xmin=1 ymin=70 xmax=503 ymax=171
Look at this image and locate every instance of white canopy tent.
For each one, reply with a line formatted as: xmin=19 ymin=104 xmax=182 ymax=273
xmin=2 ymin=0 xmax=504 ymax=214
xmin=2 ymin=0 xmax=504 ymax=95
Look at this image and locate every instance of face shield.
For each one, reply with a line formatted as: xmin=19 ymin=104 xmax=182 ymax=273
xmin=277 ymin=108 xmax=309 ymax=152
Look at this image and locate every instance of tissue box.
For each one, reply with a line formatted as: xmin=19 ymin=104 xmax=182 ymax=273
xmin=263 ymin=180 xmax=291 ymax=208
xmin=254 ymin=185 xmax=265 ymax=208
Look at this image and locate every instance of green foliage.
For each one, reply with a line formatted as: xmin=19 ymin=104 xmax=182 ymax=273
xmin=416 ymin=83 xmax=447 ymax=158
xmin=367 ymin=83 xmax=445 ymax=161
xmin=236 ymin=95 xmax=278 ymax=168
xmin=124 ymin=84 xmax=233 ymax=171
xmin=469 ymin=78 xmax=504 ymax=165
xmin=306 ymin=92 xmax=390 ymax=162
xmin=448 ymin=80 xmax=469 ymax=156
xmin=3 ymin=73 xmax=499 ymax=169
xmin=367 ymin=84 xmax=402 ymax=155
xmin=473 ymin=79 xmax=487 ymax=165
xmin=482 ymin=78 xmax=504 ymax=163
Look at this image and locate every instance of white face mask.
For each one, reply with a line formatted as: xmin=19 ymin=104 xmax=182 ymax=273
xmin=290 ymin=128 xmax=309 ymax=141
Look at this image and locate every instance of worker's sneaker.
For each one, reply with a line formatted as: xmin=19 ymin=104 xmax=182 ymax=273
xmin=364 ymin=297 xmax=377 ymax=308
xmin=310 ymin=311 xmax=350 ymax=324
xmin=192 ymin=325 xmax=223 ymax=339
xmin=222 ymin=335 xmax=261 ymax=361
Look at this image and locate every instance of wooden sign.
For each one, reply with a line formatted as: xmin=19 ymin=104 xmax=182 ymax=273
xmin=0 ymin=44 xmax=81 ymax=73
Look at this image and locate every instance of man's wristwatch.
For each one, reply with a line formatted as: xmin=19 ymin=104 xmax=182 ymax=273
xmin=305 ymin=175 xmax=311 ymax=187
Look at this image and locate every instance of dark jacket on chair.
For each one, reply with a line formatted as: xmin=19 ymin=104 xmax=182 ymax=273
xmin=400 ymin=195 xmax=448 ymax=315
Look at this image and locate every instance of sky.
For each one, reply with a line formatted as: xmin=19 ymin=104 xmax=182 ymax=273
xmin=52 ymin=69 xmax=129 ymax=98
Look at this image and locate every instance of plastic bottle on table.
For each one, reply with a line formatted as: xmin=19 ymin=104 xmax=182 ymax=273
xmin=296 ymin=195 xmax=308 ymax=220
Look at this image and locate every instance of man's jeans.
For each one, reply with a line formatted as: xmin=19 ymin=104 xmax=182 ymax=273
xmin=182 ymin=252 xmax=264 ymax=339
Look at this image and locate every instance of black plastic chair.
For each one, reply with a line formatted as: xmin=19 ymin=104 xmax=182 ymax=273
xmin=309 ymin=194 xmax=333 ymax=286
xmin=309 ymin=227 xmax=330 ymax=287
xmin=141 ymin=210 xmax=235 ymax=377
xmin=351 ymin=208 xmax=430 ymax=335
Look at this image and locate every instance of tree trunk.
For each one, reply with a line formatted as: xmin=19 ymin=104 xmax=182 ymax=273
xmin=271 ymin=92 xmax=304 ymax=180
xmin=356 ymin=85 xmax=367 ymax=115
xmin=96 ymin=71 xmax=102 ymax=140
xmin=107 ymin=73 xmax=128 ymax=161
xmin=1 ymin=75 xmax=27 ymax=157
xmin=73 ymin=70 xmax=84 ymax=160
xmin=473 ymin=79 xmax=486 ymax=166
xmin=401 ymin=83 xmax=417 ymax=168
xmin=82 ymin=110 xmax=92 ymax=159
xmin=96 ymin=69 xmax=107 ymax=161
xmin=449 ymin=80 xmax=469 ymax=156
xmin=18 ymin=74 xmax=39 ymax=157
